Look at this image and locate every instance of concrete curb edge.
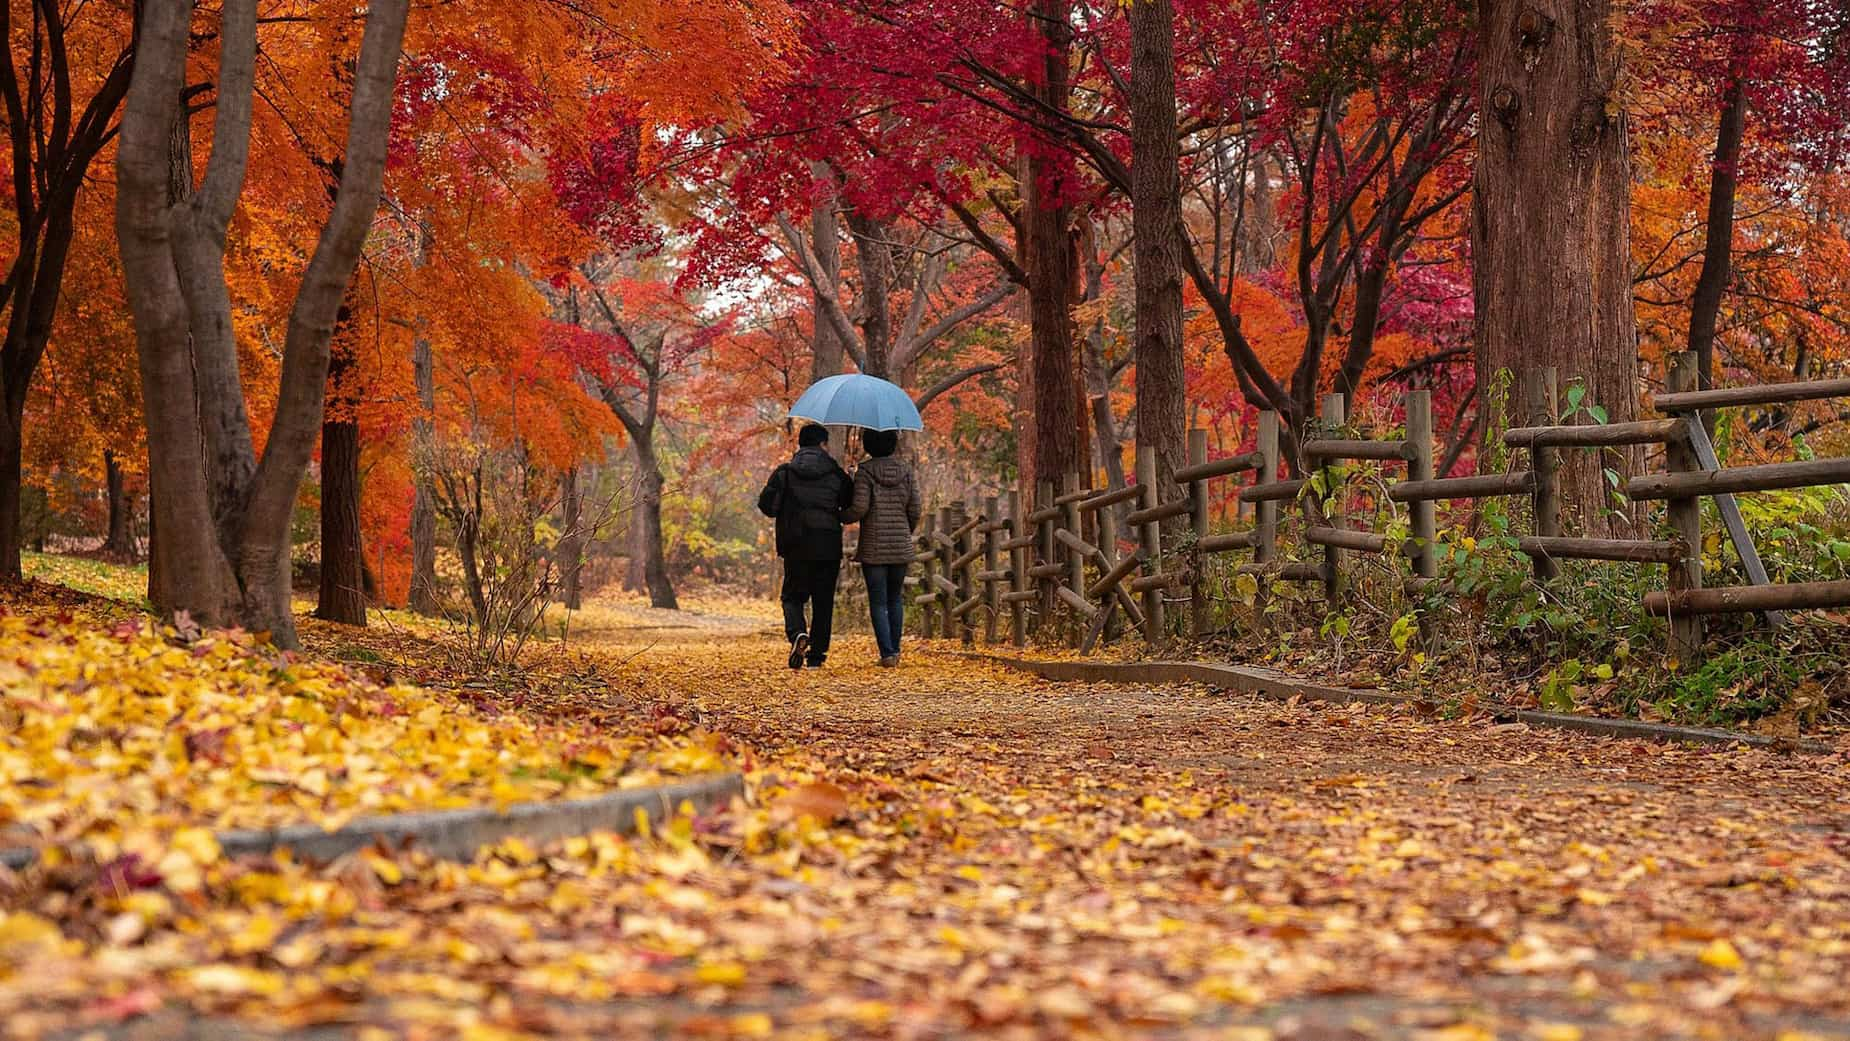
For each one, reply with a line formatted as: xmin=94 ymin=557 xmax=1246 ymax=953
xmin=968 ymin=654 xmax=1836 ymax=754
xmin=0 ymin=772 xmax=746 ymax=871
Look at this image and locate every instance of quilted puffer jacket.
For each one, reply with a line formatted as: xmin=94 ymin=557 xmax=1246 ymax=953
xmin=843 ymin=456 xmax=922 ymax=565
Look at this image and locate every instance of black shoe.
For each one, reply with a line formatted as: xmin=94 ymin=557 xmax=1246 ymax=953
xmin=788 ymin=633 xmax=809 ymax=670
xmin=806 ymin=657 xmax=825 ymax=669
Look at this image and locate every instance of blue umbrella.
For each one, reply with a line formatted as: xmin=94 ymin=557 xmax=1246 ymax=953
xmin=788 ymin=373 xmax=924 ymax=431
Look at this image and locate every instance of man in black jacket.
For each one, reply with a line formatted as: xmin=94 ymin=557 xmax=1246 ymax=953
xmin=758 ymin=424 xmax=854 ymax=669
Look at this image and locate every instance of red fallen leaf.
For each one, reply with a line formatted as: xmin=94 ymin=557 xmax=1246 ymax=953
xmin=84 ymin=986 xmax=164 ymax=1022
xmin=94 ymin=854 xmax=164 ymax=896
xmin=774 ymin=781 xmax=850 ymax=824
xmin=184 ymin=727 xmax=231 ymax=765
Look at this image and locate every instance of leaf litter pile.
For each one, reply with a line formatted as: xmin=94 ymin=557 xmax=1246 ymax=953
xmin=1 ymin=597 xmax=1848 ymax=1040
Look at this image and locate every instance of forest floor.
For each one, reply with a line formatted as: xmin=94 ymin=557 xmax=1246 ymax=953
xmin=3 ymin=577 xmax=1850 ymax=1040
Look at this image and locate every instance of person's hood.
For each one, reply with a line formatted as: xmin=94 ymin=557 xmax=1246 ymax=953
xmin=789 ymin=445 xmax=842 ymax=477
xmin=860 ymin=455 xmax=908 ymax=488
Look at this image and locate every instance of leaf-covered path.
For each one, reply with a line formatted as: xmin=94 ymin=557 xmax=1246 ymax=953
xmin=587 ymin=626 xmax=1850 ymax=1041
xmin=19 ymin=609 xmax=1850 ymax=1041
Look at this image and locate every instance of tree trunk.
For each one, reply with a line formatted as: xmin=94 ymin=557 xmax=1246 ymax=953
xmin=315 ymin=347 xmax=367 ymax=625
xmin=408 ymin=335 xmax=439 ymax=614
xmin=1474 ymin=0 xmax=1638 ymax=533
xmin=0 ymin=6 xmax=136 ymax=582
xmin=1687 ymin=68 xmax=1748 ymax=436
xmin=558 ymin=466 xmax=584 ymax=609
xmin=1082 ymin=238 xmax=1128 ymax=497
xmin=1023 ymin=0 xmax=1085 ymax=487
xmin=0 ymin=418 xmax=20 ymax=579
xmin=115 ymin=0 xmax=410 ymax=645
xmin=633 ymin=439 xmax=678 ymax=610
xmin=810 ymin=191 xmax=846 ymax=381
xmin=846 ymin=211 xmax=895 ymax=379
xmin=1128 ymin=0 xmax=1187 ymax=505
xmin=102 ymin=450 xmax=136 ymax=559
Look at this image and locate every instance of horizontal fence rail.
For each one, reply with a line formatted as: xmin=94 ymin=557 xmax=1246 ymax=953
xmin=859 ymin=351 xmax=1850 ymax=670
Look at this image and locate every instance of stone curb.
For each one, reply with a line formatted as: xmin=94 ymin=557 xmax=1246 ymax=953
xmin=0 ymin=773 xmax=745 ymax=871
xmin=967 ymin=654 xmax=1837 ymax=754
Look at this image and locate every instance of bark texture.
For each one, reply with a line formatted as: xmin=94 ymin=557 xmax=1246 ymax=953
xmin=102 ymin=450 xmax=135 ymax=559
xmin=408 ymin=335 xmax=439 ymax=614
xmin=632 ymin=441 xmax=678 ymax=610
xmin=115 ymin=0 xmax=410 ymax=645
xmin=1474 ymin=0 xmax=1638 ymax=532
xmin=1023 ymin=0 xmax=1085 ymax=488
xmin=809 ymin=191 xmax=846 ymax=381
xmin=315 ymin=346 xmax=366 ymax=625
xmin=1686 ymin=69 xmax=1747 ymax=435
xmin=1128 ymin=0 xmax=1187 ymax=498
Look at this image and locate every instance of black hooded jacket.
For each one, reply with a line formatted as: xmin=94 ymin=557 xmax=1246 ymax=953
xmin=757 ymin=446 xmax=854 ymax=560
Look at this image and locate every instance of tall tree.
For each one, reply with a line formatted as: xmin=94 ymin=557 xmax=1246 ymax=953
xmin=1022 ymin=0 xmax=1087 ymax=488
xmin=0 ymin=1 xmax=136 ymax=578
xmin=1127 ymin=0 xmax=1186 ymax=492
xmin=1475 ymin=0 xmax=1638 ymax=529
xmin=115 ymin=0 xmax=410 ymax=645
xmin=315 ymin=327 xmax=367 ymax=625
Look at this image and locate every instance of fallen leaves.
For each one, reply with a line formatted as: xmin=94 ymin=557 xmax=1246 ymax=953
xmin=0 ymin=593 xmax=1848 ymax=1039
xmin=0 ymin=611 xmax=727 ymax=867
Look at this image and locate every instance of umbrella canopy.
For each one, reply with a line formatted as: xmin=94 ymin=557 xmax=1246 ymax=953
xmin=787 ymin=373 xmax=924 ymax=431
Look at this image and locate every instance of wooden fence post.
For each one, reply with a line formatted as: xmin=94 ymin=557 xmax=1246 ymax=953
xmin=1062 ymin=472 xmax=1084 ymax=648
xmin=1035 ymin=479 xmax=1055 ymax=636
xmin=1255 ymin=411 xmax=1280 ymax=567
xmin=918 ymin=512 xmax=937 ymax=637
xmin=1098 ymin=484 xmax=1122 ymax=646
xmin=1253 ymin=411 xmax=1281 ymax=622
xmin=1319 ymin=394 xmax=1346 ymax=603
xmin=956 ymin=500 xmax=976 ymax=645
xmin=1527 ymin=367 xmax=1562 ymax=582
xmin=939 ymin=505 xmax=957 ymax=640
xmin=1665 ymin=353 xmax=1704 ymax=667
xmin=1188 ymin=428 xmax=1210 ymax=639
xmin=1136 ymin=446 xmax=1165 ymax=643
xmin=1406 ymin=391 xmax=1438 ymax=583
xmin=1008 ymin=490 xmax=1027 ymax=647
xmin=983 ymin=494 xmax=1000 ymax=644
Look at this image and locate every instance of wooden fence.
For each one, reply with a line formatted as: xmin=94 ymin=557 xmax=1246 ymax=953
xmin=891 ymin=351 xmax=1850 ymax=667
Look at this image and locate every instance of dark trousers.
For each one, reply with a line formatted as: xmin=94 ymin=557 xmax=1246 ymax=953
xmin=862 ymin=563 xmax=907 ymax=658
xmin=781 ymin=558 xmax=841 ymax=664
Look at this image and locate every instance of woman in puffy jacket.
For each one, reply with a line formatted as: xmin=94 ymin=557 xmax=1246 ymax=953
xmin=842 ymin=429 xmax=922 ymax=666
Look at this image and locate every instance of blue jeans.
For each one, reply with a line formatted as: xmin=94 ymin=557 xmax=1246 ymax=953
xmin=862 ymin=563 xmax=907 ymax=658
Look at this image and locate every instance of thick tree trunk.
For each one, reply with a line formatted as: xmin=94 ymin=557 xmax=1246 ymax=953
xmin=1023 ymin=0 xmax=1085 ymax=488
xmin=116 ymin=0 xmax=409 ymax=645
xmin=314 ymin=413 xmax=366 ymax=623
xmin=1128 ymin=0 xmax=1187 ymax=504
xmin=102 ymin=450 xmax=135 ymax=559
xmin=1474 ymin=0 xmax=1638 ymax=533
xmin=557 ymin=466 xmax=584 ymax=610
xmin=634 ymin=439 xmax=678 ymax=610
xmin=846 ymin=211 xmax=895 ymax=379
xmin=315 ymin=348 xmax=367 ymax=625
xmin=1687 ymin=69 xmax=1747 ymax=435
xmin=810 ymin=194 xmax=846 ymax=380
xmin=408 ymin=335 xmax=439 ymax=614
xmin=117 ymin=1 xmax=242 ymax=623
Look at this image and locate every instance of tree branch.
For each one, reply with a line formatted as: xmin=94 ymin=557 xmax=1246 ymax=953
xmin=915 ymin=362 xmax=1006 ymax=412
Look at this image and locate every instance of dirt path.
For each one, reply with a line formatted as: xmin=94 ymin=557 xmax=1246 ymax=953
xmin=572 ymin=629 xmax=1850 ymax=1040
xmin=37 ymin=626 xmax=1850 ymax=1041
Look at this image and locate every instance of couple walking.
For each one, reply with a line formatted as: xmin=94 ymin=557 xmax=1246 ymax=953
xmin=757 ymin=423 xmax=919 ymax=670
